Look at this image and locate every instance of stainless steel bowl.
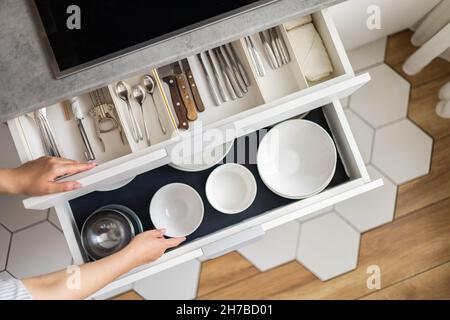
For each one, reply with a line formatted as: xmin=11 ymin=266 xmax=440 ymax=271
xmin=81 ymin=206 xmax=139 ymax=260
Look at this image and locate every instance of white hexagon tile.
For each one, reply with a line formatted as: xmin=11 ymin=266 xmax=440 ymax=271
xmin=0 ymin=224 xmax=11 ymax=271
xmin=347 ymin=37 xmax=387 ymax=72
xmin=335 ymin=166 xmax=397 ymax=232
xmin=344 ymin=109 xmax=374 ymax=164
xmin=134 ymin=259 xmax=201 ymax=300
xmin=7 ymin=222 xmax=72 ymax=279
xmin=296 ymin=212 xmax=360 ymax=281
xmin=238 ymin=221 xmax=300 ymax=271
xmin=0 ymin=271 xmax=13 ymax=281
xmin=372 ymin=119 xmax=433 ymax=185
xmin=350 ymin=64 xmax=410 ymax=128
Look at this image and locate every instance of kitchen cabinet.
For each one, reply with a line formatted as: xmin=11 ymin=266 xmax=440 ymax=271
xmin=6 ymin=9 xmax=382 ymax=297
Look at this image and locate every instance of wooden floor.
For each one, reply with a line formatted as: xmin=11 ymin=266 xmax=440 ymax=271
xmin=115 ymin=31 xmax=450 ymax=301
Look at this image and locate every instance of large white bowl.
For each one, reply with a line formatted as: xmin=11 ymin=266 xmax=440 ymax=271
xmin=206 ymin=164 xmax=257 ymax=214
xmin=149 ymin=183 xmax=204 ymax=237
xmin=169 ymin=141 xmax=234 ymax=172
xmin=257 ymin=119 xmax=337 ymax=199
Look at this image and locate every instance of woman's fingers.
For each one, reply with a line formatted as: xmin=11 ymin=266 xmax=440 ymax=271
xmin=147 ymin=229 xmax=167 ymax=238
xmin=163 ymin=237 xmax=186 ymax=249
xmin=46 ymin=181 xmax=83 ymax=194
xmin=53 ymin=162 xmax=97 ymax=177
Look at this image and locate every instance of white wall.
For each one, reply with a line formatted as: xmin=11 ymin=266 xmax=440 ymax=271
xmin=329 ymin=0 xmax=441 ymax=50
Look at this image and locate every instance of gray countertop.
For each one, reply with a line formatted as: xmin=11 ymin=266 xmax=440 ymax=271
xmin=0 ymin=0 xmax=342 ymax=122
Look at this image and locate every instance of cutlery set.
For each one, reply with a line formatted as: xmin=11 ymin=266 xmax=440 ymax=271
xmin=115 ymin=75 xmax=167 ymax=144
xmin=198 ymin=43 xmax=251 ymax=106
xmin=27 ymin=109 xmax=63 ymax=158
xmin=248 ymin=26 xmax=291 ymax=75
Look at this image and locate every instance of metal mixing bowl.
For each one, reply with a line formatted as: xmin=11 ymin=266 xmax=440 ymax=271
xmin=81 ymin=206 xmax=137 ymax=260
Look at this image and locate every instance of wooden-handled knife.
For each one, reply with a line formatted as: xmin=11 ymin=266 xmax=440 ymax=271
xmin=173 ymin=62 xmax=198 ymax=121
xmin=162 ymin=75 xmax=189 ymax=130
xmin=181 ymin=59 xmax=205 ymax=112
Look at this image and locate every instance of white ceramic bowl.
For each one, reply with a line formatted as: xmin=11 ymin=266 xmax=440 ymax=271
xmin=206 ymin=164 xmax=257 ymax=214
xmin=257 ymin=119 xmax=337 ymax=199
xmin=149 ymin=183 xmax=204 ymax=237
xmin=169 ymin=141 xmax=234 ymax=172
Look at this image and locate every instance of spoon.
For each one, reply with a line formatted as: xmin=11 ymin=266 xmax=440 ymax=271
xmin=115 ymin=81 xmax=143 ymax=143
xmin=142 ymin=75 xmax=167 ymax=134
xmin=132 ymin=85 xmax=151 ymax=146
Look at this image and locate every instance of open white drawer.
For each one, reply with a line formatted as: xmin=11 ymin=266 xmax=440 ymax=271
xmin=6 ymin=9 xmax=381 ymax=296
xmin=81 ymin=100 xmax=381 ymax=297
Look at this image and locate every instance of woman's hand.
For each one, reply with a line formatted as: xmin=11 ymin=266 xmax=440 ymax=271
xmin=122 ymin=229 xmax=186 ymax=269
xmin=0 ymin=157 xmax=96 ymax=196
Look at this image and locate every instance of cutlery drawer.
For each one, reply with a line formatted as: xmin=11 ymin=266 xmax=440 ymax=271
xmin=51 ymin=101 xmax=382 ymax=298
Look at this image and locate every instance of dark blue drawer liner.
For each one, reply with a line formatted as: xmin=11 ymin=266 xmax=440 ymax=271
xmin=70 ymin=107 xmax=350 ymax=247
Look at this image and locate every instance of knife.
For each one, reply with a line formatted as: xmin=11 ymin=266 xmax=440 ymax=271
xmin=219 ymin=46 xmax=247 ymax=95
xmin=260 ymin=30 xmax=278 ymax=69
xmin=180 ymin=59 xmax=205 ymax=112
xmin=172 ymin=62 xmax=198 ymax=121
xmin=207 ymin=49 xmax=229 ymax=103
xmin=269 ymin=28 xmax=283 ymax=67
xmin=215 ymin=48 xmax=242 ymax=99
xmin=244 ymin=36 xmax=266 ymax=77
xmin=225 ymin=43 xmax=251 ymax=87
xmin=162 ymin=75 xmax=189 ymax=130
xmin=198 ymin=53 xmax=222 ymax=106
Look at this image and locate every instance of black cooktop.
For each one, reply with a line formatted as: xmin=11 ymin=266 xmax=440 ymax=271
xmin=34 ymin=0 xmax=277 ymax=78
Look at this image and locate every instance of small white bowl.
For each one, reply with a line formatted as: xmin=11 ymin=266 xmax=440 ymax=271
xmin=206 ymin=164 xmax=257 ymax=214
xmin=150 ymin=183 xmax=204 ymax=237
xmin=257 ymin=119 xmax=337 ymax=199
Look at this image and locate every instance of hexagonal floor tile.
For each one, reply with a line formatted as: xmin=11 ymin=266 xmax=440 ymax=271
xmin=0 ymin=225 xmax=11 ymax=270
xmin=372 ymin=119 xmax=433 ymax=185
xmin=345 ymin=109 xmax=374 ymax=164
xmin=350 ymin=64 xmax=410 ymax=128
xmin=296 ymin=212 xmax=360 ymax=281
xmin=134 ymin=259 xmax=201 ymax=300
xmin=0 ymin=195 xmax=47 ymax=232
xmin=0 ymin=271 xmax=13 ymax=281
xmin=7 ymin=222 xmax=72 ymax=278
xmin=335 ymin=166 xmax=397 ymax=232
xmin=347 ymin=37 xmax=387 ymax=72
xmin=238 ymin=221 xmax=300 ymax=271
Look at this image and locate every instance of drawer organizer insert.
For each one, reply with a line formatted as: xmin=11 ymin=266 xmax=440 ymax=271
xmin=69 ymin=106 xmax=350 ymax=254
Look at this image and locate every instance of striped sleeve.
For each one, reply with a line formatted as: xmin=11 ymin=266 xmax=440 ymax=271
xmin=0 ymin=279 xmax=33 ymax=300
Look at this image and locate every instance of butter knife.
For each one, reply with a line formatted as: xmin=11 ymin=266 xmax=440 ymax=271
xmin=198 ymin=53 xmax=222 ymax=106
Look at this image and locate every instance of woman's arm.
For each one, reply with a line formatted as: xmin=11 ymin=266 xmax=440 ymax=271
xmin=22 ymin=229 xmax=185 ymax=300
xmin=0 ymin=157 xmax=96 ymax=195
